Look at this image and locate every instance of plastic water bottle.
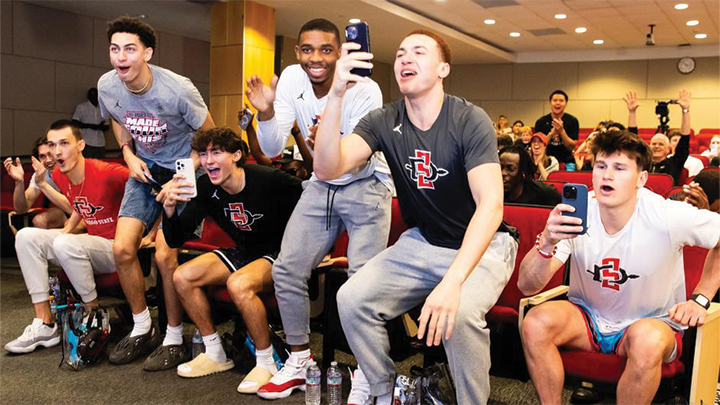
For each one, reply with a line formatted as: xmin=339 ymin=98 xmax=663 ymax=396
xmin=191 ymin=328 xmax=205 ymax=358
xmin=305 ymin=360 xmax=321 ymax=405
xmin=327 ymin=361 xmax=343 ymax=405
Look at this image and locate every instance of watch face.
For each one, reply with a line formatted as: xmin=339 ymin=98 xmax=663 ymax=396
xmin=678 ymin=57 xmax=695 ymax=74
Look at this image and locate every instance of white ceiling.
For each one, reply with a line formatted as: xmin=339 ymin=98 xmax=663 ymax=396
xmin=29 ymin=0 xmax=720 ymax=64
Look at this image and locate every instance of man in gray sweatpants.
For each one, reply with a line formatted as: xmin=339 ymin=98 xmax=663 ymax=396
xmin=313 ymin=30 xmax=518 ymax=405
xmin=245 ymin=19 xmax=393 ymax=400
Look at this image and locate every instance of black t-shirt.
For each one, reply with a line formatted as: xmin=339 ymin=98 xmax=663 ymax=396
xmin=534 ymin=112 xmax=579 ymax=163
xmin=506 ymin=180 xmax=561 ymax=207
xmin=354 ymin=94 xmax=502 ymax=249
xmin=163 ymin=164 xmax=303 ymax=256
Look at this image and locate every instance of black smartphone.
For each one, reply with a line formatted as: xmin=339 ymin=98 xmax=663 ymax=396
xmin=345 ymin=22 xmax=372 ymax=77
xmin=562 ymin=183 xmax=588 ymax=235
xmin=238 ymin=108 xmax=254 ymax=130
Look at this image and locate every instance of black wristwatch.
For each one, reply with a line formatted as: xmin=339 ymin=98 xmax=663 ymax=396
xmin=690 ymin=293 xmax=710 ymax=310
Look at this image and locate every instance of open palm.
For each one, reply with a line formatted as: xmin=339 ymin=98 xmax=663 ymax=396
xmin=245 ymin=75 xmax=278 ymax=113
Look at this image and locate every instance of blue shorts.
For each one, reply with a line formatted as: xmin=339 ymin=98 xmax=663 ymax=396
xmin=573 ymin=302 xmax=681 ymax=362
xmin=118 ymin=176 xmax=162 ymax=233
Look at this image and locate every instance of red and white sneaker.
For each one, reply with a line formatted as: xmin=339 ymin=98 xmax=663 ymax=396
xmin=347 ymin=367 xmax=372 ymax=405
xmin=256 ymin=354 xmax=311 ymax=400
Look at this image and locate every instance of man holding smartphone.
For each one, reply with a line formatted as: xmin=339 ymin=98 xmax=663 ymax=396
xmin=98 ymin=16 xmax=215 ymax=369
xmin=518 ymin=129 xmax=720 ymax=404
xmin=246 ymin=19 xmax=393 ymax=400
xmin=313 ymin=30 xmax=517 ymax=405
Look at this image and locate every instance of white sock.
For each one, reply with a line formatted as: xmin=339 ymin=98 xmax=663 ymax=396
xmin=290 ymin=349 xmax=311 ymax=364
xmin=162 ymin=324 xmax=184 ymax=346
xmin=203 ymin=332 xmax=226 ymax=364
xmin=375 ymin=392 xmax=393 ymax=405
xmin=255 ymin=346 xmax=278 ymax=374
xmin=130 ymin=307 xmax=151 ymax=337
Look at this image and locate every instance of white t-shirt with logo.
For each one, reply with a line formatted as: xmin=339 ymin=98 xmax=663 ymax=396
xmin=555 ymin=188 xmax=720 ymax=334
xmin=97 ymin=64 xmax=208 ymax=170
xmin=256 ymin=64 xmax=391 ymax=188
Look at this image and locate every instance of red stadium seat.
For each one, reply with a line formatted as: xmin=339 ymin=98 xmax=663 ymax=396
xmin=644 ymin=173 xmax=674 ymax=197
xmin=540 ymin=180 xmax=565 ymax=195
xmin=547 ymin=171 xmax=593 ymax=188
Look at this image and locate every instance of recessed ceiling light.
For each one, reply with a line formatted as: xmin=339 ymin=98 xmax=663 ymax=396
xmin=674 ymin=3 xmax=688 ymax=10
xmin=509 ymin=32 xmax=521 ymax=37
xmin=484 ymin=19 xmax=496 ymax=25
xmin=555 ymin=14 xmax=567 ymax=19
xmin=695 ymin=33 xmax=707 ymax=39
xmin=348 ymin=18 xmax=362 ymax=24
xmin=575 ymin=27 xmax=587 ymax=33
xmin=686 ymin=20 xmax=699 ymax=26
xmin=593 ymin=39 xmax=604 ymax=45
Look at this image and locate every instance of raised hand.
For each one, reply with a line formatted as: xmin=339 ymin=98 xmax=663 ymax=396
xmin=3 ymin=157 xmax=25 ymax=183
xmin=677 ymin=88 xmax=691 ymax=110
xmin=245 ymin=75 xmax=279 ymax=115
xmin=329 ymin=42 xmax=373 ymax=98
xmin=30 ymin=156 xmax=47 ymax=185
xmin=623 ymin=91 xmax=640 ymax=112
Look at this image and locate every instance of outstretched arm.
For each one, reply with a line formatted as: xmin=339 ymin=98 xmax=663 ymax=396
xmin=623 ymin=91 xmax=640 ymax=129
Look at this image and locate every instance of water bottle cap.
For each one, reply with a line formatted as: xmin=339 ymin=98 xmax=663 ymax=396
xmin=330 ymin=361 xmax=338 ymax=367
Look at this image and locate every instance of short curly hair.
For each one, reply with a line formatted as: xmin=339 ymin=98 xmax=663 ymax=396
xmin=192 ymin=127 xmax=248 ymax=167
xmin=107 ymin=16 xmax=157 ymax=49
xmin=591 ymin=129 xmax=652 ymax=171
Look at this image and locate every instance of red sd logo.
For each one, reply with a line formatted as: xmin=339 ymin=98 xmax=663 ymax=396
xmin=224 ymin=202 xmax=263 ymax=231
xmin=404 ymin=150 xmax=448 ymax=190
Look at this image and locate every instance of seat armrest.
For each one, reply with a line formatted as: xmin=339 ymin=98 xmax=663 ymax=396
xmin=518 ymin=285 xmax=570 ymax=332
xmin=689 ymin=302 xmax=720 ymax=405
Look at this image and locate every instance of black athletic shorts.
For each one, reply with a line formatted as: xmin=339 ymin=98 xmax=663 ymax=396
xmin=212 ymin=247 xmax=279 ymax=273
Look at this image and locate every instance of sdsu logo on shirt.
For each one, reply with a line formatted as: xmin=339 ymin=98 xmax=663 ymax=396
xmin=586 ymin=258 xmax=639 ymax=291
xmin=404 ymin=150 xmax=448 ymax=190
xmin=123 ymin=111 xmax=169 ymax=153
xmin=72 ymin=196 xmax=112 ymax=226
xmin=224 ymin=203 xmax=263 ymax=231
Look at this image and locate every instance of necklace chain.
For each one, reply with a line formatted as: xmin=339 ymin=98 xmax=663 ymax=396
xmin=123 ymin=71 xmax=152 ymax=94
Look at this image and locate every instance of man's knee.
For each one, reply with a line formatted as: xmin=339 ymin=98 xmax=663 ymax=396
xmin=623 ymin=321 xmax=673 ymax=368
xmin=226 ymin=273 xmax=255 ymax=306
xmin=173 ymin=265 xmax=193 ymax=293
xmin=112 ymin=238 xmax=139 ymax=267
xmin=32 ymin=213 xmax=50 ymax=229
xmin=154 ymin=244 xmax=178 ymax=275
xmin=15 ymin=226 xmax=45 ymax=248
xmin=521 ymin=305 xmax=559 ymax=346
xmin=52 ymin=234 xmax=81 ymax=258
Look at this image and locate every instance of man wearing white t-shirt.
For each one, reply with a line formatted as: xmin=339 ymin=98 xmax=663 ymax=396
xmin=245 ymin=19 xmax=393 ymax=400
xmin=518 ymin=129 xmax=720 ymax=405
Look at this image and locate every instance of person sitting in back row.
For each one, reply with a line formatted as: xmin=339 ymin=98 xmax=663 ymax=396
xmin=501 ymin=145 xmax=561 ymax=207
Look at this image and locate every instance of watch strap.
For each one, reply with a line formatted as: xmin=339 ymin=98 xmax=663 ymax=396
xmin=690 ymin=293 xmax=710 ymax=310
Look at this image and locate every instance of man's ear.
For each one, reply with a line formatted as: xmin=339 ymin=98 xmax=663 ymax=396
xmin=144 ymin=47 xmax=154 ymax=62
xmin=439 ymin=62 xmax=450 ymax=79
xmin=294 ymin=45 xmax=300 ymax=61
xmin=637 ymin=170 xmax=648 ymax=189
xmin=78 ymin=139 xmax=86 ymax=152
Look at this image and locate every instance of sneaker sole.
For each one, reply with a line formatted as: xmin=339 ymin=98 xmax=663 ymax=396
xmin=256 ymin=384 xmax=305 ymax=400
xmin=5 ymin=336 xmax=60 ymax=354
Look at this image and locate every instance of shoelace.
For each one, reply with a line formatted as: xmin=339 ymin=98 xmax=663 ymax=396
xmin=275 ymin=358 xmax=305 ymax=378
xmin=19 ymin=324 xmax=37 ymax=341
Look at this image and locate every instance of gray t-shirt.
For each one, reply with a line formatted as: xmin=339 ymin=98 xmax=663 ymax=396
xmin=98 ymin=64 xmax=208 ymax=169
xmin=354 ymin=94 xmax=499 ymax=249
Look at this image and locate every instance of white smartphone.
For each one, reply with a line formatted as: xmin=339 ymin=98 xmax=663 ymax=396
xmin=175 ymin=158 xmax=197 ymax=198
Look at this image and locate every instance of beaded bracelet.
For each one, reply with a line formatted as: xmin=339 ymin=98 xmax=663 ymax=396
xmin=535 ymin=232 xmax=556 ymax=259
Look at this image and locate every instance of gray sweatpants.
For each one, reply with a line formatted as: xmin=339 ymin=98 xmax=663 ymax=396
xmin=273 ymin=175 xmax=392 ymax=346
xmin=337 ymin=227 xmax=517 ymax=404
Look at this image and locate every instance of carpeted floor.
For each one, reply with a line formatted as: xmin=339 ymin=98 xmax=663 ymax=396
xmin=0 ymin=256 xmax=574 ymax=405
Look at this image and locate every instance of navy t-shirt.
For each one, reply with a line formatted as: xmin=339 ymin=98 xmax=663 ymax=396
xmin=354 ymin=94 xmax=503 ymax=249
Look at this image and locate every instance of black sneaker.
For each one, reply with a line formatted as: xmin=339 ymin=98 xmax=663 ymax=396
xmin=143 ymin=341 xmax=190 ymax=371
xmin=109 ymin=325 xmax=160 ymax=365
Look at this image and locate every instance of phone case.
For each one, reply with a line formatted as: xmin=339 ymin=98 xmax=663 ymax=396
xmin=345 ymin=22 xmax=372 ymax=77
xmin=238 ymin=109 xmax=253 ymax=130
xmin=562 ymin=183 xmax=588 ymax=235
xmin=175 ymin=158 xmax=197 ymax=198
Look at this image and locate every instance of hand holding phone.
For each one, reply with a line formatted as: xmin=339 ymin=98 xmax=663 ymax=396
xmin=561 ymin=183 xmax=588 ymax=235
xmin=175 ymin=158 xmax=197 ymax=198
xmin=238 ymin=108 xmax=254 ymax=130
xmin=345 ymin=22 xmax=372 ymax=77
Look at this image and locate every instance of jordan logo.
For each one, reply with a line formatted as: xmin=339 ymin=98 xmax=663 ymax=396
xmin=115 ymin=100 xmax=122 ymax=109
xmin=404 ymin=150 xmax=448 ymax=190
xmin=211 ymin=190 xmax=220 ymax=200
xmin=393 ymin=124 xmax=402 ymax=134
xmin=297 ymin=91 xmax=305 ymax=101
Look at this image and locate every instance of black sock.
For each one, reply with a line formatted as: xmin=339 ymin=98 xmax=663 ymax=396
xmin=43 ymin=322 xmax=55 ymax=328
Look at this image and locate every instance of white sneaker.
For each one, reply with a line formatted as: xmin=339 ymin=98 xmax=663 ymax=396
xmin=256 ymin=354 xmax=311 ymax=399
xmin=348 ymin=367 xmax=373 ymax=405
xmin=4 ymin=318 xmax=60 ymax=354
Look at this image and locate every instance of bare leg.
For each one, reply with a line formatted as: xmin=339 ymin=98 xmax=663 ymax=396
xmin=33 ymin=301 xmax=53 ymax=324
xmin=154 ymin=230 xmax=183 ymax=327
xmin=226 ymin=259 xmax=274 ymax=350
xmin=615 ymin=319 xmax=675 ymax=405
xmin=521 ymin=301 xmax=593 ymax=405
xmin=32 ymin=207 xmax=66 ymax=229
xmin=112 ymin=217 xmax=147 ymax=314
xmin=173 ymin=253 xmax=230 ymax=335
